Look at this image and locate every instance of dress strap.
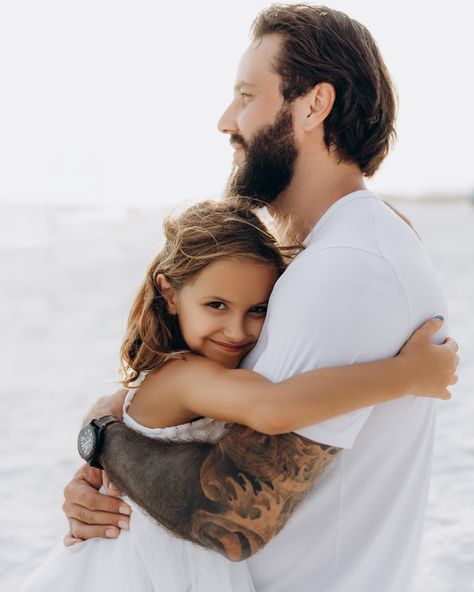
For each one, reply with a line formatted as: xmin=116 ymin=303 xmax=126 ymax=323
xmin=123 ymin=372 xmax=147 ymax=414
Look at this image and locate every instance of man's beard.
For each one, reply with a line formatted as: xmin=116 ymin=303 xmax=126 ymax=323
xmin=225 ymin=105 xmax=298 ymax=208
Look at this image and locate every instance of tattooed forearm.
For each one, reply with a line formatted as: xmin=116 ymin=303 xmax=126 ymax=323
xmin=101 ymin=423 xmax=340 ymax=561
xmin=192 ymin=425 xmax=339 ymax=559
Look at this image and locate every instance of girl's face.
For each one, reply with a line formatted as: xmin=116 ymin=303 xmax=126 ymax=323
xmin=167 ymin=257 xmax=278 ymax=369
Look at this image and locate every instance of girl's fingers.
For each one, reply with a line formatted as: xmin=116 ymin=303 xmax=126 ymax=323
xmin=415 ymin=318 xmax=444 ymax=340
xmin=444 ymin=338 xmax=459 ymax=353
xmin=449 ymin=374 xmax=459 ymax=385
xmin=445 ymin=337 xmax=459 ymax=352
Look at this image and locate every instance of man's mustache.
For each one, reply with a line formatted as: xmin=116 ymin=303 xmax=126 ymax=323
xmin=230 ymin=134 xmax=249 ymax=151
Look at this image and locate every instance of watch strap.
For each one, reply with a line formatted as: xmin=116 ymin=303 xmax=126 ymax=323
xmin=89 ymin=415 xmax=120 ymax=469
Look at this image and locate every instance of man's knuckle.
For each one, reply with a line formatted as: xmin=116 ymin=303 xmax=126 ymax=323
xmin=63 ymin=482 xmax=72 ymax=498
xmin=83 ymin=492 xmax=99 ymax=511
xmin=83 ymin=506 xmax=98 ymax=524
xmin=69 ymin=520 xmax=80 ymax=538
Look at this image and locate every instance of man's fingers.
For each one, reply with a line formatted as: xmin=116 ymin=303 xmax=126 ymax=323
xmin=63 ymin=533 xmax=84 ymax=547
xmin=102 ymin=471 xmax=123 ymax=496
xmin=106 ymin=483 xmax=123 ymax=496
xmin=62 ymin=502 xmax=130 ymax=528
xmin=64 ymin=480 xmax=130 ymax=515
xmin=62 ymin=462 xmax=131 ymax=546
xmin=76 ymin=464 xmax=104 ymax=489
xmin=68 ymin=518 xmax=122 ymax=541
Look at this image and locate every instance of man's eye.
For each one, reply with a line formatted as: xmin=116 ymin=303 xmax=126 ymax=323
xmin=241 ymin=92 xmax=252 ymax=99
xmin=249 ymin=306 xmax=267 ymax=315
xmin=207 ymin=302 xmax=226 ymax=310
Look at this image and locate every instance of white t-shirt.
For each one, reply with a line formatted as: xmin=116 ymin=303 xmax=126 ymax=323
xmin=241 ymin=190 xmax=448 ymax=592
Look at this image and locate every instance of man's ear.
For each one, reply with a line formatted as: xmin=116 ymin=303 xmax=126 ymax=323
xmin=156 ymin=274 xmax=178 ymax=315
xmin=296 ymin=82 xmax=336 ymax=132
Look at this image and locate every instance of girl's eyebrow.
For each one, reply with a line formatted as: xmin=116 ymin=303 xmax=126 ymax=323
xmin=204 ymin=296 xmax=232 ymax=304
xmin=203 ymin=296 xmax=269 ymax=306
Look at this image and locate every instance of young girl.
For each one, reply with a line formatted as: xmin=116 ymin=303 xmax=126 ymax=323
xmin=21 ymin=200 xmax=457 ymax=592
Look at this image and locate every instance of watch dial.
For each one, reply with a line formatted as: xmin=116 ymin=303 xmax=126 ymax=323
xmin=78 ymin=425 xmax=96 ymax=459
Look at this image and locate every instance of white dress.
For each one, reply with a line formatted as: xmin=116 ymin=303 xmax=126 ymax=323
xmin=20 ymin=387 xmax=255 ymax=592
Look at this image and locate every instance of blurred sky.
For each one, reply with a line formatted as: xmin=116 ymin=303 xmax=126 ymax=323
xmin=0 ymin=0 xmax=473 ymax=207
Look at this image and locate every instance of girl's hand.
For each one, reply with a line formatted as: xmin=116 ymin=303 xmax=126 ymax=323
xmin=398 ymin=317 xmax=459 ymax=400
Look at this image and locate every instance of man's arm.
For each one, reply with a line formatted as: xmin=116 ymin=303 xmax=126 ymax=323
xmin=101 ymin=422 xmax=340 ymax=561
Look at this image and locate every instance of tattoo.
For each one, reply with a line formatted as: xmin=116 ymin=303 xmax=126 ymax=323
xmin=102 ymin=423 xmax=340 ymax=561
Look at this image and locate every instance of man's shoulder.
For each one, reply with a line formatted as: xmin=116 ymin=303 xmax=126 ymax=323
xmin=297 ymin=194 xmax=424 ymax=275
xmin=303 ymin=193 xmax=381 ymax=256
xmin=287 ymin=239 xmax=390 ymax=281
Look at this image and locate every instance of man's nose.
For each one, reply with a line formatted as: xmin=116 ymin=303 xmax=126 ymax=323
xmin=217 ymin=102 xmax=239 ymax=135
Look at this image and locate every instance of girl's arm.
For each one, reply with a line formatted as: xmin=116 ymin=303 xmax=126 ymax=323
xmin=156 ymin=318 xmax=458 ymax=435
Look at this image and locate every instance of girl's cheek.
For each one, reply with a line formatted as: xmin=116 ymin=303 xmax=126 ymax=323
xmin=258 ymin=317 xmax=267 ymax=333
xmin=250 ymin=318 xmax=265 ymax=339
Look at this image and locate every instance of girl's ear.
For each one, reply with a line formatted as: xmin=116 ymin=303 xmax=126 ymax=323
xmin=156 ymin=274 xmax=179 ymax=315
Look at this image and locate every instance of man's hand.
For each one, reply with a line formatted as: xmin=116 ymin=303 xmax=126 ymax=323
xmin=62 ymin=464 xmax=132 ymax=546
xmin=62 ymin=388 xmax=130 ymax=546
xmin=82 ymin=389 xmax=127 ymax=426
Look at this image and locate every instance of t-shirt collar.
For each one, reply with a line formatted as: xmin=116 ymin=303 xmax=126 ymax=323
xmin=302 ymin=189 xmax=374 ymax=247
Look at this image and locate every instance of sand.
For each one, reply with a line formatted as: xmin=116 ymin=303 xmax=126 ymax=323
xmin=1 ymin=200 xmax=473 ymax=591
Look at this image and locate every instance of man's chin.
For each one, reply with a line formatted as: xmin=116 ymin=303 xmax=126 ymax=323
xmin=233 ymin=151 xmax=246 ymax=166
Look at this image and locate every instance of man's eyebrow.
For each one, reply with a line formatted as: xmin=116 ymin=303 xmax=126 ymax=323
xmin=234 ymin=81 xmax=256 ymax=92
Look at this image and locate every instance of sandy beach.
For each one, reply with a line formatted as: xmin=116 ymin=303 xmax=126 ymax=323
xmin=1 ymin=199 xmax=473 ymax=591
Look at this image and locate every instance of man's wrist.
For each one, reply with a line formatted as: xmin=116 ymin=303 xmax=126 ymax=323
xmin=78 ymin=416 xmax=121 ymax=469
xmin=98 ymin=421 xmax=123 ymax=470
xmin=82 ymin=391 xmax=126 ymax=427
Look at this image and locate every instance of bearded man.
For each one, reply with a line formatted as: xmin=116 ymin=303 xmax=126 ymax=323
xmin=63 ymin=6 xmax=450 ymax=591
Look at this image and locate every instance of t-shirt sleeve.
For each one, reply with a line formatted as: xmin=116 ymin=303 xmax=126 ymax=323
xmin=248 ymin=247 xmax=411 ymax=449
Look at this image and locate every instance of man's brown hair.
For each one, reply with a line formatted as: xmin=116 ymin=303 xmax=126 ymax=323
xmin=251 ymin=4 xmax=397 ymax=176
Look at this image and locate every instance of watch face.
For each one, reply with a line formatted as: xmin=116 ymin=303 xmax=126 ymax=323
xmin=78 ymin=424 xmax=97 ymax=460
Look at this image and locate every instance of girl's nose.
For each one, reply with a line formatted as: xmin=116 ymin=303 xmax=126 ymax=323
xmin=223 ymin=317 xmax=248 ymax=343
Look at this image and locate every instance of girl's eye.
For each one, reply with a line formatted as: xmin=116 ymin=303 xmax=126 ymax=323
xmin=249 ymin=305 xmax=267 ymax=315
xmin=207 ymin=301 xmax=226 ymax=310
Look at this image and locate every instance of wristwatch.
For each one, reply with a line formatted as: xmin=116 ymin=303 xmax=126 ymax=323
xmin=77 ymin=415 xmax=120 ymax=469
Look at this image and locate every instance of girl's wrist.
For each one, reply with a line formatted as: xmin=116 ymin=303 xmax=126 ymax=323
xmin=393 ymin=354 xmax=417 ymax=397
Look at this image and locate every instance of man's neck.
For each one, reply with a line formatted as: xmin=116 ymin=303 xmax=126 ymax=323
xmin=271 ymin=155 xmax=366 ymax=242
